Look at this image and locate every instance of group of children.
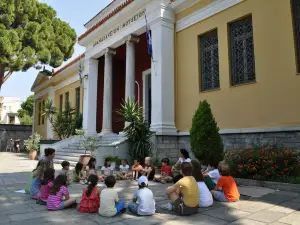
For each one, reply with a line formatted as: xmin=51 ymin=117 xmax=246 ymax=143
xmin=27 ymin=147 xmax=240 ymax=217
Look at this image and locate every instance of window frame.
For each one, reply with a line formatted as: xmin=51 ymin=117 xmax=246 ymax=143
xmin=291 ymin=0 xmax=300 ymax=73
xmin=41 ymin=100 xmax=45 ymax=125
xmin=199 ymin=29 xmax=220 ymax=92
xmin=75 ymin=87 xmax=80 ymax=115
xmin=65 ymin=92 xmax=69 ymax=111
xmin=229 ymin=15 xmax=256 ymax=86
xmin=38 ymin=102 xmax=41 ymax=125
xmin=59 ymin=94 xmax=63 ymax=113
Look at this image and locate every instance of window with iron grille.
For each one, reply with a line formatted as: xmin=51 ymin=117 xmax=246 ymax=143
xmin=75 ymin=87 xmax=80 ymax=115
xmin=292 ymin=0 xmax=300 ymax=72
xmin=65 ymin=92 xmax=69 ymax=111
xmin=41 ymin=100 xmax=45 ymax=125
xmin=38 ymin=102 xmax=41 ymax=125
xmin=59 ymin=94 xmax=63 ymax=113
xmin=229 ymin=15 xmax=256 ymax=85
xmin=199 ymin=29 xmax=220 ymax=91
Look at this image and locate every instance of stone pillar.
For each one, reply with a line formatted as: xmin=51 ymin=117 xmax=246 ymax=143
xmin=101 ymin=48 xmax=116 ymax=135
xmin=83 ymin=58 xmax=98 ymax=135
xmin=47 ymin=87 xmax=55 ymax=139
xmin=150 ymin=6 xmax=177 ymax=135
xmin=125 ymin=35 xmax=139 ymax=101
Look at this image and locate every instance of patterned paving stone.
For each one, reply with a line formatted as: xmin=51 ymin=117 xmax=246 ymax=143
xmin=247 ymin=210 xmax=287 ymax=223
xmin=278 ymin=213 xmax=300 ymax=225
xmin=229 ymin=218 xmax=266 ymax=225
xmin=202 ymin=206 xmax=251 ymax=222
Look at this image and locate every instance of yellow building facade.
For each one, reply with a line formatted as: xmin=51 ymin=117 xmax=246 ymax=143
xmin=32 ymin=55 xmax=84 ymax=140
xmin=32 ymin=0 xmax=300 ymax=163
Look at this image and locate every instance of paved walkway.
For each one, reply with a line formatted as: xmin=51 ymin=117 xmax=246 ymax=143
xmin=0 ymin=153 xmax=299 ymax=225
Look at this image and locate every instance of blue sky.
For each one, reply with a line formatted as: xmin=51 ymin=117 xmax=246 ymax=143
xmin=0 ymin=0 xmax=113 ymax=101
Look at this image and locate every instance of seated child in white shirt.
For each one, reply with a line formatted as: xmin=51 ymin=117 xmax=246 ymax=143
xmin=203 ymin=161 xmax=220 ymax=190
xmin=128 ymin=176 xmax=156 ymax=216
xmin=101 ymin=159 xmax=114 ymax=179
xmin=118 ymin=159 xmax=130 ymax=180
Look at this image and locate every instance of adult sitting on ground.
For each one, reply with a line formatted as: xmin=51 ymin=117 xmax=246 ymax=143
xmin=161 ymin=162 xmax=199 ymax=215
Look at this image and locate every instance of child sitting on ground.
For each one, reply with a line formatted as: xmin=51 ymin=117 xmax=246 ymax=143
xmin=36 ymin=168 xmax=55 ymax=205
xmin=86 ymin=157 xmax=103 ymax=181
xmin=141 ymin=157 xmax=155 ymax=181
xmin=128 ymin=176 xmax=155 ymax=216
xmin=211 ymin=163 xmax=240 ymax=202
xmin=59 ymin=161 xmax=71 ymax=184
xmin=118 ymin=159 xmax=130 ymax=180
xmin=132 ymin=159 xmax=143 ymax=180
xmin=101 ymin=159 xmax=114 ymax=179
xmin=154 ymin=158 xmax=173 ymax=184
xmin=30 ymin=148 xmax=55 ymax=199
xmin=161 ymin=162 xmax=199 ymax=215
xmin=191 ymin=160 xmax=213 ymax=208
xmin=47 ymin=175 xmax=76 ymax=210
xmin=78 ymin=174 xmax=100 ymax=213
xmin=72 ymin=162 xmax=86 ymax=184
xmin=98 ymin=176 xmax=125 ymax=217
xmin=203 ymin=160 xmax=220 ymax=190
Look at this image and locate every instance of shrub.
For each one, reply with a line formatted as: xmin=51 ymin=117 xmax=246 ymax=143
xmin=117 ymin=98 xmax=154 ymax=162
xmin=225 ymin=144 xmax=300 ymax=183
xmin=190 ymin=100 xmax=224 ymax=165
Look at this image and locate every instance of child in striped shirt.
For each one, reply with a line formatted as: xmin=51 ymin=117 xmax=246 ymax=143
xmin=47 ymin=175 xmax=76 ymax=210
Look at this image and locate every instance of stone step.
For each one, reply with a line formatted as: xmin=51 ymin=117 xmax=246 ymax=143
xmin=55 ymin=152 xmax=84 ymax=157
xmin=55 ymin=155 xmax=80 ymax=162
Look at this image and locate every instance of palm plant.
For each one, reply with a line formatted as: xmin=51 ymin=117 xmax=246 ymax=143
xmin=43 ymin=99 xmax=80 ymax=140
xmin=117 ymin=98 xmax=153 ymax=161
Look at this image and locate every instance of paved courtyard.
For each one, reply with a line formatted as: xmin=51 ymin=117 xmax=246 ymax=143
xmin=0 ymin=153 xmax=300 ymax=225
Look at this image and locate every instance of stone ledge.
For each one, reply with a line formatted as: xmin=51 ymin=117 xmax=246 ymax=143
xmin=235 ymin=178 xmax=300 ymax=193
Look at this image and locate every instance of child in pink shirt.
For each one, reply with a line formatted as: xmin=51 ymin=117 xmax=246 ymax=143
xmin=47 ymin=175 xmax=76 ymax=210
xmin=37 ymin=168 xmax=55 ymax=205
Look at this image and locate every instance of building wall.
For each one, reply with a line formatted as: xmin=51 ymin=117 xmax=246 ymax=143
xmin=0 ymin=124 xmax=32 ymax=152
xmin=175 ymin=0 xmax=300 ymax=132
xmin=0 ymin=97 xmax=21 ymax=124
xmin=34 ymin=94 xmax=48 ymax=139
xmin=54 ymin=80 xmax=83 ymax=113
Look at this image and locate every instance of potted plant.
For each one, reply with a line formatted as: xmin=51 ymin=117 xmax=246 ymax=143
xmin=77 ymin=130 xmax=100 ymax=166
xmin=24 ymin=133 xmax=41 ymax=160
xmin=104 ymin=155 xmax=121 ymax=169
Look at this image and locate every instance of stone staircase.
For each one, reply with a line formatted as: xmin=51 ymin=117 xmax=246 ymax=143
xmin=53 ymin=135 xmax=128 ymax=167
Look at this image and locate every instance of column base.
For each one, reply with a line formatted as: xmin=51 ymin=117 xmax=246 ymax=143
xmin=150 ymin=123 xmax=178 ymax=135
xmin=99 ymin=130 xmax=116 ymax=136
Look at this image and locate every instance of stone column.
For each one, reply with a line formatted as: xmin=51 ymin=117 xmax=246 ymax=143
xmin=46 ymin=87 xmax=55 ymax=139
xmin=82 ymin=58 xmax=98 ymax=135
xmin=150 ymin=6 xmax=177 ymax=135
xmin=101 ymin=48 xmax=116 ymax=135
xmin=125 ymin=35 xmax=139 ymax=101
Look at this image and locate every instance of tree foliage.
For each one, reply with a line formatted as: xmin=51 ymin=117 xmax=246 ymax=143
xmin=18 ymin=94 xmax=34 ymax=125
xmin=190 ymin=100 xmax=224 ymax=165
xmin=0 ymin=0 xmax=76 ymax=88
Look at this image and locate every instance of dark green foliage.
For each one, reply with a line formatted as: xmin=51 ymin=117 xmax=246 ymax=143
xmin=0 ymin=0 xmax=76 ymax=87
xmin=18 ymin=94 xmax=34 ymax=125
xmin=117 ymin=98 xmax=153 ymax=162
xmin=190 ymin=100 xmax=224 ymax=165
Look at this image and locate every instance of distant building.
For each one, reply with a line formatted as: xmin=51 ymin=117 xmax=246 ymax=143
xmin=0 ymin=97 xmax=21 ymax=125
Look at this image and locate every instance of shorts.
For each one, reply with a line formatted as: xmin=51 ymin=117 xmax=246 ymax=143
xmin=173 ymin=198 xmax=198 ymax=216
xmin=59 ymin=202 xmax=65 ymax=210
xmin=212 ymin=191 xmax=228 ymax=202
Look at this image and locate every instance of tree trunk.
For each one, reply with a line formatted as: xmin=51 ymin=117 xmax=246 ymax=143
xmin=0 ymin=65 xmax=4 ymax=91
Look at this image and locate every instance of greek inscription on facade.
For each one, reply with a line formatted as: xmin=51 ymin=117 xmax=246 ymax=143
xmin=93 ymin=9 xmax=146 ymax=47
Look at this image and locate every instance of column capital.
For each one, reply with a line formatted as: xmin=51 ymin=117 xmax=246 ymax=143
xmin=104 ymin=48 xmax=116 ymax=56
xmin=125 ymin=34 xmax=139 ymax=44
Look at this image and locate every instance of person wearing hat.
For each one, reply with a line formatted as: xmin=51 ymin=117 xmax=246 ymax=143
xmin=128 ymin=176 xmax=155 ymax=216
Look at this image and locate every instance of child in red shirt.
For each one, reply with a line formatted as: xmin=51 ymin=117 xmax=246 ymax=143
xmin=211 ymin=163 xmax=240 ymax=202
xmin=78 ymin=174 xmax=100 ymax=213
xmin=154 ymin=158 xmax=173 ymax=184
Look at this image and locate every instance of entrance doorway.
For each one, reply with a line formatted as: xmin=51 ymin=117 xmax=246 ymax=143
xmin=143 ymin=69 xmax=151 ymax=125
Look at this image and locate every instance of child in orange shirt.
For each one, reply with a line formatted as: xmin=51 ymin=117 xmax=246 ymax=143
xmin=132 ymin=159 xmax=143 ymax=180
xmin=211 ymin=163 xmax=240 ymax=202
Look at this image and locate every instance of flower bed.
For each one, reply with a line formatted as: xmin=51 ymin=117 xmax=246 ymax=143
xmin=225 ymin=144 xmax=300 ymax=184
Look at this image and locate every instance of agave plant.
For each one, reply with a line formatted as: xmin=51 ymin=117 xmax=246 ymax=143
xmin=117 ymin=98 xmax=154 ymax=161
